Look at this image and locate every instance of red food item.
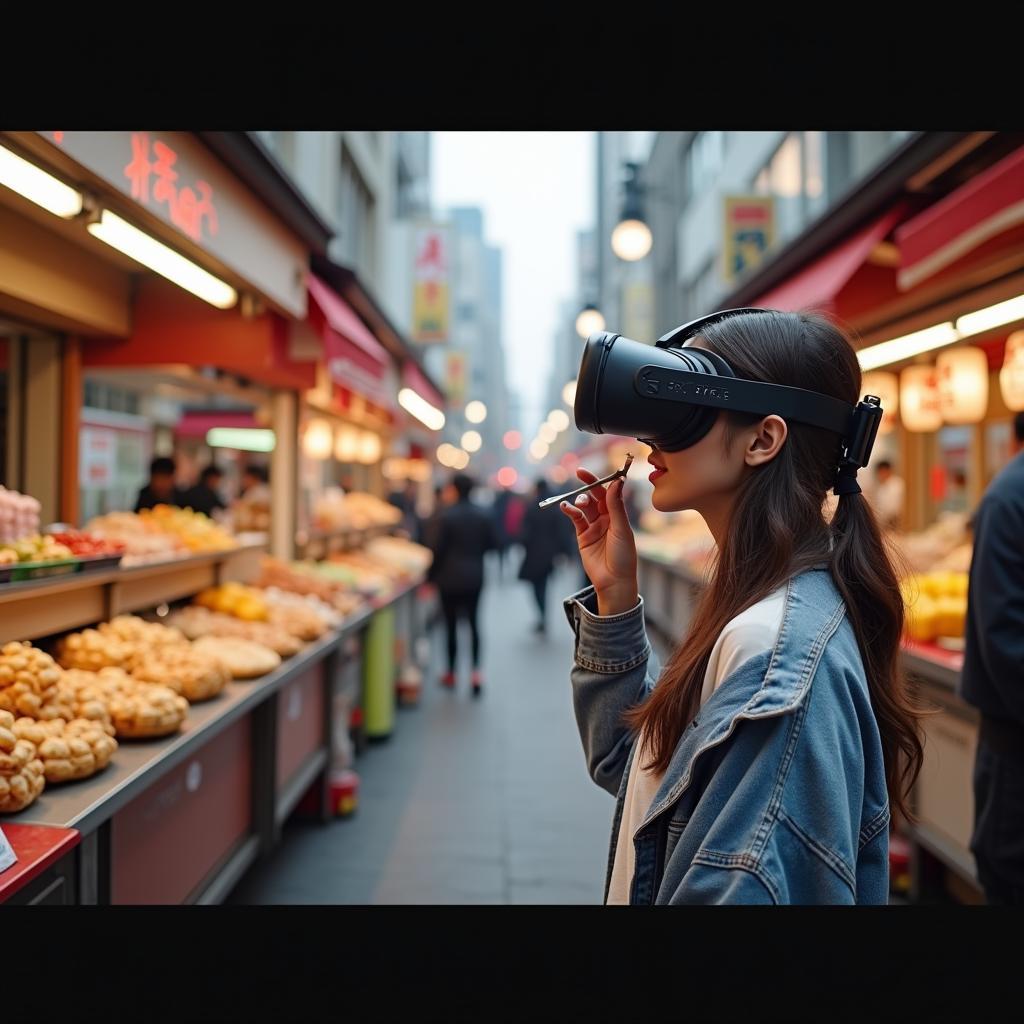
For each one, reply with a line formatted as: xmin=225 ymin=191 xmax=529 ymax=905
xmin=48 ymin=530 xmax=125 ymax=557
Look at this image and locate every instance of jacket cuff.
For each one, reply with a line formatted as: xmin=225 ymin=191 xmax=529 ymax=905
xmin=563 ymin=586 xmax=651 ymax=674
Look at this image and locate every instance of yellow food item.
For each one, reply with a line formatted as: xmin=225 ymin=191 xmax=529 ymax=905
xmin=12 ymin=716 xmax=117 ymax=783
xmin=131 ymin=645 xmax=230 ymax=703
xmin=904 ymin=594 xmax=938 ymax=643
xmin=932 ymin=596 xmax=967 ymax=639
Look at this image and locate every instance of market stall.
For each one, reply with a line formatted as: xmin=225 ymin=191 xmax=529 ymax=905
xmin=0 ymin=131 xmax=440 ymax=904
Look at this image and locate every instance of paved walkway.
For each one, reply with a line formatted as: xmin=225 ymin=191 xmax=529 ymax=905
xmin=230 ymin=558 xmax=613 ymax=904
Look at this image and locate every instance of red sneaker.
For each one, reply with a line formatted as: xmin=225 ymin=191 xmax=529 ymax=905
xmin=441 ymin=671 xmax=456 ymax=689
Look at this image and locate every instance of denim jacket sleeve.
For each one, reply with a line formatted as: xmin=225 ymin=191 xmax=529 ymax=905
xmin=563 ymin=585 xmax=660 ymax=797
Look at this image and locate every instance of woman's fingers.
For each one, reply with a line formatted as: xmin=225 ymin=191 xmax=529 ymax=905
xmin=574 ymin=492 xmax=604 ymax=525
xmin=574 ymin=468 xmax=608 ymax=512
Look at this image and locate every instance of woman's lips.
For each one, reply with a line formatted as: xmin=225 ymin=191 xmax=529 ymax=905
xmin=649 ymin=468 xmax=667 ymax=483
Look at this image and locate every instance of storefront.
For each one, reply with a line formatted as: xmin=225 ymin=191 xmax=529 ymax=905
xmin=0 ymin=132 xmax=436 ymax=903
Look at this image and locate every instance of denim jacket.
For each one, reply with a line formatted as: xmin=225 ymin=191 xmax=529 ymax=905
xmin=564 ymin=568 xmax=890 ymax=905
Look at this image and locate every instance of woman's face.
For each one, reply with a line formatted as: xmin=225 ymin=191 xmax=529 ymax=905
xmin=646 ymin=415 xmax=748 ymax=514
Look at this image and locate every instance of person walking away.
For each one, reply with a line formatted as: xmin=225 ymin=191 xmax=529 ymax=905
xmin=181 ymin=465 xmax=227 ymax=519
xmin=960 ymin=411 xmax=1024 ymax=904
xmin=492 ymin=486 xmax=516 ymax=580
xmin=134 ymin=456 xmax=186 ymax=512
xmin=427 ymin=474 xmax=497 ymax=696
xmin=519 ymin=478 xmax=563 ymax=635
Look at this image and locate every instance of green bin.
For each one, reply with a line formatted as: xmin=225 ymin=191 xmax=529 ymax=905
xmin=362 ymin=607 xmax=396 ymax=739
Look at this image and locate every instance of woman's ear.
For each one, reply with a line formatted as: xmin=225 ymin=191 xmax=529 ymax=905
xmin=745 ymin=414 xmax=788 ymax=467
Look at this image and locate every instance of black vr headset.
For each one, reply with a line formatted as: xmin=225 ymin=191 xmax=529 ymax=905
xmin=573 ymin=308 xmax=883 ymax=493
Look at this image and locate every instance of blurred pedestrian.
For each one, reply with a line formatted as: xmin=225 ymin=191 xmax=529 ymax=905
xmin=388 ymin=480 xmax=422 ymax=542
xmin=491 ymin=486 xmax=518 ymax=580
xmin=518 ymin=477 xmax=564 ymax=635
xmin=181 ymin=465 xmax=227 ymax=519
xmin=427 ymin=474 xmax=498 ymax=696
xmin=134 ymin=456 xmax=186 ymax=512
xmin=869 ymin=459 xmax=905 ymax=530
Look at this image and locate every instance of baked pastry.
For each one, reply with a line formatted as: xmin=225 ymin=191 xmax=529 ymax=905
xmin=56 ymin=629 xmax=135 ymax=672
xmin=99 ymin=615 xmax=188 ymax=669
xmin=191 ymin=637 xmax=281 ymax=679
xmin=106 ymin=683 xmax=188 ymax=739
xmin=0 ymin=708 xmax=45 ymax=812
xmin=168 ymin=606 xmax=304 ymax=657
xmin=131 ymin=644 xmax=230 ymax=703
xmin=0 ymin=642 xmax=63 ymax=717
xmin=13 ymin=716 xmax=117 ymax=783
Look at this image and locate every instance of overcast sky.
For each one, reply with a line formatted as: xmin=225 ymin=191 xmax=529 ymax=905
xmin=432 ymin=131 xmax=596 ymax=435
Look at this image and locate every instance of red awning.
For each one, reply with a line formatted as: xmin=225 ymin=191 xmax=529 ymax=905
xmin=175 ymin=410 xmax=261 ymax=438
xmin=754 ymin=206 xmax=907 ymax=312
xmin=401 ymin=360 xmax=445 ymax=411
xmin=307 ymin=273 xmax=389 ymax=372
xmin=307 ymin=273 xmax=395 ymax=406
xmin=896 ymin=146 xmax=1024 ymax=291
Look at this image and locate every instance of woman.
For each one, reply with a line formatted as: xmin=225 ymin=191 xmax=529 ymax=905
xmin=560 ymin=310 xmax=923 ymax=905
xmin=519 ymin=478 xmax=570 ymax=634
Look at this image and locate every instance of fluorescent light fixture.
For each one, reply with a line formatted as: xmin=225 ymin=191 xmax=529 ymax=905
xmin=398 ymin=387 xmax=445 ymax=431
xmin=87 ymin=209 xmax=237 ymax=309
xmin=0 ymin=144 xmax=83 ymax=218
xmin=206 ymin=427 xmax=276 ymax=452
xmin=955 ymin=294 xmax=1024 ymax=338
xmin=857 ymin=322 xmax=959 ymax=371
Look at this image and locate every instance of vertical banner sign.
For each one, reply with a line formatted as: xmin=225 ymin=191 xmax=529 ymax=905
xmin=412 ymin=224 xmax=450 ymax=343
xmin=445 ymin=351 xmax=467 ymax=406
xmin=723 ymin=196 xmax=775 ymax=282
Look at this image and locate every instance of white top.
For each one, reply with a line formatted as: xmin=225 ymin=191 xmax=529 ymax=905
xmin=605 ymin=586 xmax=788 ymax=905
xmin=871 ymin=475 xmax=905 ymax=528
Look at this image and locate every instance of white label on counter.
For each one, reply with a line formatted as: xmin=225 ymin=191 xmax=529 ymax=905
xmin=288 ymin=688 xmax=303 ymax=721
xmin=0 ymin=826 xmax=16 ymax=874
xmin=186 ymin=761 xmax=203 ymax=793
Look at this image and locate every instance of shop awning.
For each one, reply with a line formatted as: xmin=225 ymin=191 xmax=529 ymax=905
xmin=896 ymin=146 xmax=1024 ymax=291
xmin=753 ymin=206 xmax=907 ymax=312
xmin=401 ymin=360 xmax=445 ymax=411
xmin=307 ymin=273 xmax=389 ymax=375
xmin=175 ymin=410 xmax=261 ymax=438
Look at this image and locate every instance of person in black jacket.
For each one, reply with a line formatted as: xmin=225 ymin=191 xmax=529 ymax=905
xmin=181 ymin=465 xmax=227 ymax=519
xmin=960 ymin=411 xmax=1024 ymax=904
xmin=427 ymin=473 xmax=497 ymax=697
xmin=134 ymin=456 xmax=186 ymax=512
xmin=518 ymin=477 xmax=572 ymax=635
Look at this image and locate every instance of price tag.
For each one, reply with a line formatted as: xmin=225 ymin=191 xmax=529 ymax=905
xmin=0 ymin=826 xmax=16 ymax=874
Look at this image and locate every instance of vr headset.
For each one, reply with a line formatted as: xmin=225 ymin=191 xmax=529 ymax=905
xmin=573 ymin=308 xmax=883 ymax=483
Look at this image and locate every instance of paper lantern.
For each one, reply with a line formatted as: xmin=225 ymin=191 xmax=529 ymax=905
xmin=357 ymin=431 xmax=382 ymax=465
xmin=936 ymin=346 xmax=988 ymax=425
xmin=899 ymin=366 xmax=942 ymax=432
xmin=334 ymin=425 xmax=360 ymax=462
xmin=861 ymin=371 xmax=899 ymax=434
xmin=1000 ymin=330 xmax=1024 ymax=411
xmin=303 ymin=418 xmax=334 ymax=460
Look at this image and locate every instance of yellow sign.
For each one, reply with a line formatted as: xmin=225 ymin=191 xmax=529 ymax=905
xmin=412 ymin=224 xmax=450 ymax=343
xmin=445 ymin=350 xmax=467 ymax=405
xmin=723 ymin=196 xmax=775 ymax=282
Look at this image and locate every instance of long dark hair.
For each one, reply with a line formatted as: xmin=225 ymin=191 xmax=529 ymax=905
xmin=624 ymin=310 xmax=924 ymax=821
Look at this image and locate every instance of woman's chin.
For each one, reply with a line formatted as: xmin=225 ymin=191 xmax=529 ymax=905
xmin=651 ymin=487 xmax=690 ymax=514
